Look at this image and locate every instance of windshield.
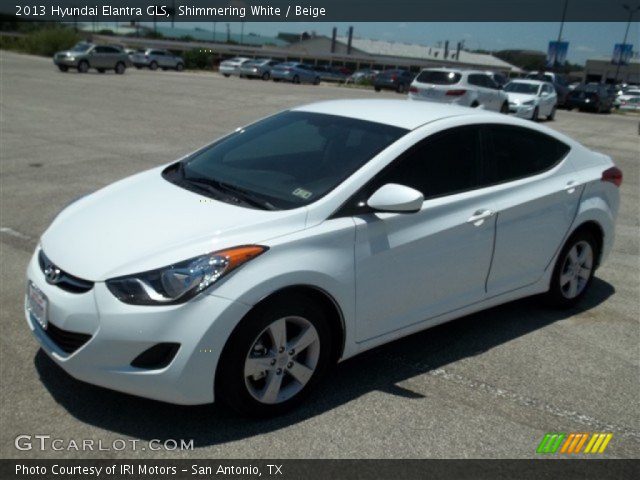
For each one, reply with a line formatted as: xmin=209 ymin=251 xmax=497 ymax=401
xmin=416 ymin=70 xmax=461 ymax=84
xmin=505 ymin=82 xmax=540 ymax=94
xmin=71 ymin=43 xmax=92 ymax=52
xmin=179 ymin=112 xmax=407 ymax=210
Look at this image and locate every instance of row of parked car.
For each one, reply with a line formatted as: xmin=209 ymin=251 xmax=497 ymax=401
xmin=53 ymin=42 xmax=186 ymax=74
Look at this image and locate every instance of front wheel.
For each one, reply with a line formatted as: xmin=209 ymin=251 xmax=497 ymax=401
xmin=397 ymin=83 xmax=406 ymax=94
xmin=293 ymin=75 xmax=300 ymax=84
xmin=216 ymin=296 xmax=332 ymax=417
xmin=77 ymin=60 xmax=89 ymax=73
xmin=547 ymin=106 xmax=556 ymax=121
xmin=176 ymin=63 xmax=184 ymax=71
xmin=374 ymin=86 xmax=381 ymax=92
xmin=114 ymin=62 xmax=125 ymax=75
xmin=532 ymin=106 xmax=539 ymax=121
xmin=500 ymin=102 xmax=509 ymax=114
xmin=149 ymin=61 xmax=158 ymax=71
xmin=546 ymin=230 xmax=598 ymax=308
xmin=262 ymin=71 xmax=270 ymax=81
xmin=57 ymin=65 xmax=68 ymax=72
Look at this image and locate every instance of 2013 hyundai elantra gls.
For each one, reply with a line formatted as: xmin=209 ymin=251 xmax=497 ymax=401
xmin=25 ymin=100 xmax=621 ymax=416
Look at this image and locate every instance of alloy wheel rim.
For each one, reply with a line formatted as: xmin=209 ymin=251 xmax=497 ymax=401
xmin=244 ymin=316 xmax=320 ymax=404
xmin=560 ymin=240 xmax=593 ymax=299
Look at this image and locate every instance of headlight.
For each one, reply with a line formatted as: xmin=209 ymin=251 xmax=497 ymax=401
xmin=523 ymin=100 xmax=535 ymax=106
xmin=106 ymin=245 xmax=267 ymax=305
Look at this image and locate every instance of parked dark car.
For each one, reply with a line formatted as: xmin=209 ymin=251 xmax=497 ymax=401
xmin=566 ymin=84 xmax=615 ymax=113
xmin=374 ymin=69 xmax=415 ymax=93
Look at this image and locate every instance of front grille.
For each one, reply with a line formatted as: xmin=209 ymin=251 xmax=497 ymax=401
xmin=38 ymin=250 xmax=94 ymax=294
xmin=40 ymin=321 xmax=92 ymax=354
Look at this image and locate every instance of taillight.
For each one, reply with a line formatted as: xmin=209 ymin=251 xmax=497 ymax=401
xmin=446 ymin=89 xmax=467 ymax=96
xmin=602 ymin=166 xmax=623 ymax=187
xmin=145 ymin=55 xmax=149 ymax=59
xmin=391 ymin=75 xmax=398 ymax=81
xmin=409 ymin=86 xmax=419 ymax=93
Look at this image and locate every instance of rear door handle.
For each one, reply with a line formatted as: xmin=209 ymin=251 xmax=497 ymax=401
xmin=467 ymin=209 xmax=495 ymax=226
xmin=564 ymin=180 xmax=579 ymax=194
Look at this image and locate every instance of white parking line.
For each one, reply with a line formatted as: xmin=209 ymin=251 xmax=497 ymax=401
xmin=0 ymin=227 xmax=33 ymax=241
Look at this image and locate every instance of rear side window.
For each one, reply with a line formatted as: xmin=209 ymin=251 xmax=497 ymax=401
xmin=416 ymin=70 xmax=461 ymax=84
xmin=468 ymin=74 xmax=489 ymax=87
xmin=485 ymin=125 xmax=570 ymax=184
xmin=378 ymin=126 xmax=481 ymax=199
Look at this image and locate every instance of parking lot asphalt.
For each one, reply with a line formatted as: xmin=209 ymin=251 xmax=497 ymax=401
xmin=1 ymin=51 xmax=638 ymax=459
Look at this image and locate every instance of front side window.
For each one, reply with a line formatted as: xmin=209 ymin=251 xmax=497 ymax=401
xmin=174 ymin=112 xmax=408 ymax=210
xmin=485 ymin=125 xmax=570 ymax=184
xmin=375 ymin=126 xmax=482 ymax=200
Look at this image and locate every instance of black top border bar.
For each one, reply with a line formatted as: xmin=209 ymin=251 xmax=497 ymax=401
xmin=4 ymin=0 xmax=640 ymax=22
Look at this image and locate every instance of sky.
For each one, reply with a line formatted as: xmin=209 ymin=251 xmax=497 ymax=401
xmin=166 ymin=22 xmax=639 ymax=65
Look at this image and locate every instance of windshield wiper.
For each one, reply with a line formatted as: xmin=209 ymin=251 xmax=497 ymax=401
xmin=179 ymin=164 xmax=277 ymax=211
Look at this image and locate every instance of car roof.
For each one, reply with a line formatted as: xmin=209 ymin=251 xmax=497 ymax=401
xmin=509 ymin=79 xmax=546 ymax=86
xmin=293 ymin=99 xmax=487 ymax=130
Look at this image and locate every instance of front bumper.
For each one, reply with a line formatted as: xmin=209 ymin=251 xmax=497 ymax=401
xmin=53 ymin=57 xmax=79 ymax=67
xmin=508 ymin=103 xmax=536 ymax=118
xmin=25 ymin=248 xmax=251 ymax=405
xmin=219 ymin=66 xmax=240 ymax=75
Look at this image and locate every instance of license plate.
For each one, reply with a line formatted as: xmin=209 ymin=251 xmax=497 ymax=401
xmin=27 ymin=281 xmax=48 ymax=330
xmin=420 ymin=89 xmax=437 ymax=98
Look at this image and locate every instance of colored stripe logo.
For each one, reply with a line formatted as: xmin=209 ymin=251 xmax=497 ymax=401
xmin=536 ymin=433 xmax=612 ymax=454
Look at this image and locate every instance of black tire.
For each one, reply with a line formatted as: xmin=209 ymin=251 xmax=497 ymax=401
xmin=532 ymin=107 xmax=539 ymax=121
xmin=293 ymin=75 xmax=300 ymax=84
xmin=135 ymin=66 xmax=142 ymax=69
xmin=57 ymin=65 xmax=68 ymax=72
xmin=149 ymin=61 xmax=158 ymax=71
xmin=262 ymin=71 xmax=270 ymax=81
xmin=77 ymin=60 xmax=89 ymax=73
xmin=115 ymin=62 xmax=125 ymax=75
xmin=374 ymin=86 xmax=381 ymax=92
xmin=176 ymin=63 xmax=184 ymax=71
xmin=223 ymin=73 xmax=230 ymax=78
xmin=216 ymin=295 xmax=333 ymax=417
xmin=547 ymin=106 xmax=556 ymax=121
xmin=97 ymin=68 xmax=106 ymax=73
xmin=546 ymin=229 xmax=599 ymax=309
xmin=314 ymin=76 xmax=321 ymax=85
xmin=470 ymin=101 xmax=479 ymax=108
xmin=397 ymin=83 xmax=406 ymax=94
xmin=500 ymin=101 xmax=509 ymax=114
xmin=273 ymin=78 xmax=280 ymax=82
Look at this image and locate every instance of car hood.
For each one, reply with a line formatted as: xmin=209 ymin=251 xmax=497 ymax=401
xmin=507 ymin=93 xmax=537 ymax=104
xmin=40 ymin=167 xmax=308 ymax=281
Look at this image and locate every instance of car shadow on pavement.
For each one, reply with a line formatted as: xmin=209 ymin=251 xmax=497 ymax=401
xmin=34 ymin=278 xmax=614 ymax=448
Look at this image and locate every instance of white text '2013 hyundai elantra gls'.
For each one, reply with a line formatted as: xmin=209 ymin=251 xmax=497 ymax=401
xmin=25 ymin=100 xmax=621 ymax=416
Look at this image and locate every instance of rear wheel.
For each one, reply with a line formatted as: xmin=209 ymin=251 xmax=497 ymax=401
xmin=546 ymin=230 xmax=598 ymax=308
xmin=223 ymin=73 xmax=230 ymax=78
xmin=397 ymin=83 xmax=406 ymax=94
xmin=374 ymin=86 xmax=381 ymax=92
xmin=216 ymin=295 xmax=332 ymax=417
xmin=176 ymin=63 xmax=184 ymax=71
xmin=77 ymin=60 xmax=89 ymax=73
xmin=97 ymin=68 xmax=106 ymax=73
xmin=262 ymin=71 xmax=270 ymax=81
xmin=314 ymin=76 xmax=321 ymax=85
xmin=293 ymin=75 xmax=300 ymax=84
xmin=114 ymin=62 xmax=125 ymax=75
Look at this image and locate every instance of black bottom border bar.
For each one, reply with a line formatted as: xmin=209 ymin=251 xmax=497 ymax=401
xmin=3 ymin=459 xmax=640 ymax=480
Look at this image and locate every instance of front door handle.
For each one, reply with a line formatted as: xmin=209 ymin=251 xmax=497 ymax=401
xmin=564 ymin=180 xmax=579 ymax=194
xmin=467 ymin=209 xmax=495 ymax=226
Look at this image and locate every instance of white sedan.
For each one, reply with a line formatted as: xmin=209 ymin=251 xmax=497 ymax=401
xmin=26 ymin=100 xmax=621 ymax=416
xmin=504 ymin=79 xmax=558 ymax=121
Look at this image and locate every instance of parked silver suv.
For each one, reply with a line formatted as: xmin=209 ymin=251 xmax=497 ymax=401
xmin=131 ymin=49 xmax=185 ymax=71
xmin=53 ymin=43 xmax=130 ymax=74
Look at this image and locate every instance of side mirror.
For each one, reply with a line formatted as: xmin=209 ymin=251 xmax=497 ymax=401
xmin=367 ymin=184 xmax=424 ymax=214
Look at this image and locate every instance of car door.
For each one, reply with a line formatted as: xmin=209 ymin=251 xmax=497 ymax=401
xmin=349 ymin=125 xmax=497 ymax=342
xmin=91 ymin=46 xmax=109 ymax=68
xmin=468 ymin=74 xmax=492 ymax=109
xmin=483 ymin=75 xmax=503 ymax=110
xmin=483 ymin=124 xmax=581 ymax=296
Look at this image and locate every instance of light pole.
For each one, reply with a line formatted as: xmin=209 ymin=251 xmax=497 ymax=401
xmin=553 ymin=0 xmax=569 ymax=71
xmin=614 ymin=4 xmax=640 ymax=82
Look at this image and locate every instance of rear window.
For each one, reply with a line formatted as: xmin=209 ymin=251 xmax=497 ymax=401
xmin=416 ymin=70 xmax=461 ymax=84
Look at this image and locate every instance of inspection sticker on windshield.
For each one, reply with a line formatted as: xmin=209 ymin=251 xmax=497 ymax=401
xmin=292 ymin=188 xmax=313 ymax=200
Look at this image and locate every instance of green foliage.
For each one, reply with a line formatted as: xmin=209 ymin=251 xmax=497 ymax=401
xmin=183 ymin=49 xmax=215 ymax=70
xmin=6 ymin=27 xmax=81 ymax=57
